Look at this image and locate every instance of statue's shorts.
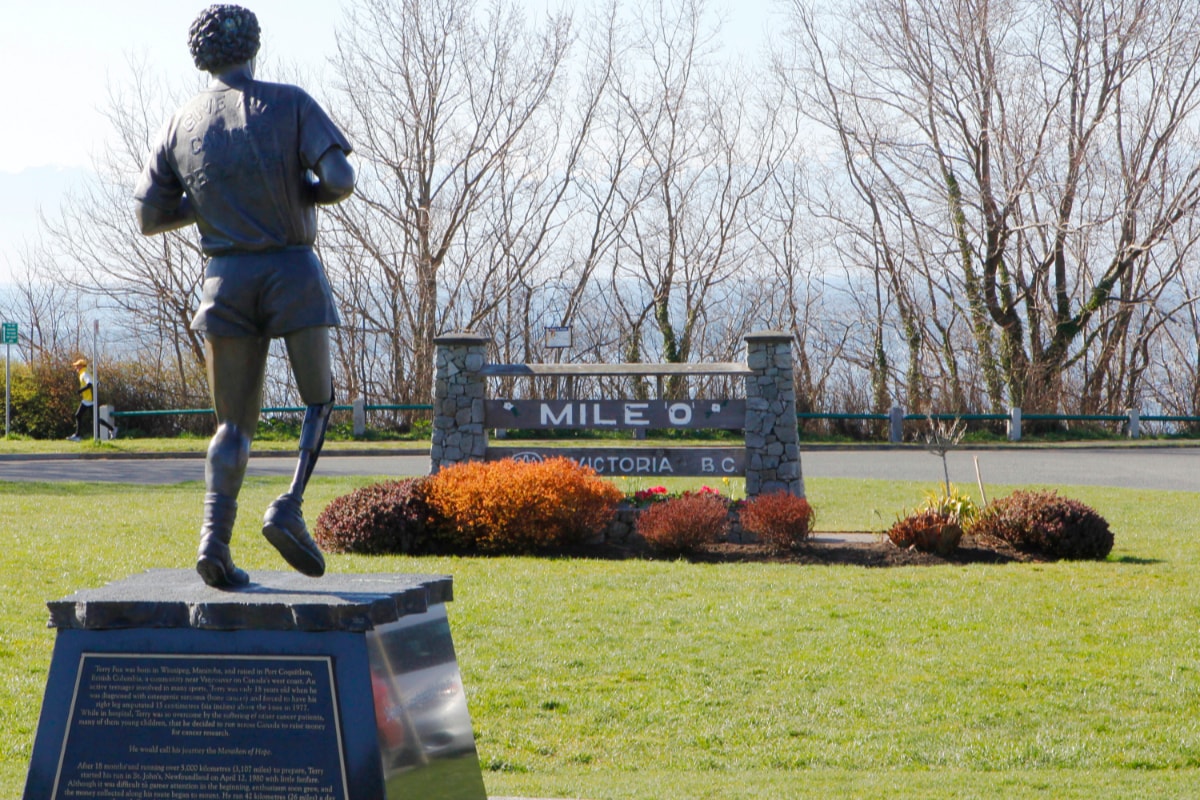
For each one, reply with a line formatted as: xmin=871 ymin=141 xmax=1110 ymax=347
xmin=191 ymin=246 xmax=341 ymax=338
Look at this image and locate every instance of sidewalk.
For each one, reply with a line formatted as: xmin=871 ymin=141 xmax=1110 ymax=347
xmin=810 ymin=531 xmax=880 ymax=544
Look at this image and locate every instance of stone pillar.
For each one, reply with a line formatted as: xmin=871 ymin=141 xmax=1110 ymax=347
xmin=352 ymin=396 xmax=366 ymax=437
xmin=889 ymin=406 xmax=905 ymax=443
xmin=99 ymin=405 xmax=116 ymax=441
xmin=744 ymin=330 xmax=804 ymax=498
xmin=1008 ymin=407 xmax=1022 ymax=442
xmin=1127 ymin=407 xmax=1140 ymax=439
xmin=431 ymin=333 xmax=490 ymax=473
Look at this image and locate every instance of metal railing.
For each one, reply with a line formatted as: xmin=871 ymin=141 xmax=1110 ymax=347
xmin=107 ymin=402 xmax=1198 ymax=442
xmin=805 ymin=407 xmax=1200 ymax=442
xmin=112 ymin=403 xmax=431 ymax=417
xmin=111 ymin=401 xmax=432 ymax=437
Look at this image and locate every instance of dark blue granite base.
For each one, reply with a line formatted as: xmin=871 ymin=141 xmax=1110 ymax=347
xmin=22 ymin=571 xmax=486 ymax=800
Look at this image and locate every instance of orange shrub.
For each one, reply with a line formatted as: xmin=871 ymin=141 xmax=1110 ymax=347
xmin=635 ymin=492 xmax=729 ymax=555
xmin=423 ymin=457 xmax=623 ymax=554
xmin=739 ymin=492 xmax=815 ymax=551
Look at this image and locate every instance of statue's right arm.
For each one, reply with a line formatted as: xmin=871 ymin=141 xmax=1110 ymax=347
xmin=308 ymin=148 xmax=355 ymax=206
xmin=136 ymin=195 xmax=195 ymax=236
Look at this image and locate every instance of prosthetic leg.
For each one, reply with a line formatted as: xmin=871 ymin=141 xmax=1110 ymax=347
xmin=261 ymin=397 xmax=331 ymax=577
xmin=196 ymin=423 xmax=252 ymax=588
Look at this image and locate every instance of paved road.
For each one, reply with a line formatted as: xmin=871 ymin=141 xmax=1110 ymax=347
xmin=803 ymin=446 xmax=1199 ymax=492
xmin=0 ymin=446 xmax=1195 ymax=491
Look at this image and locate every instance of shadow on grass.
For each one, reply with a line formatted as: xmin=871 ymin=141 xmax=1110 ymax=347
xmin=1111 ymin=555 xmax=1163 ymax=565
xmin=550 ymin=537 xmax=1074 ymax=568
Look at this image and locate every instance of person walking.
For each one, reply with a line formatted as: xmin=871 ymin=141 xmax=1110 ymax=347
xmin=69 ymin=358 xmax=116 ymax=442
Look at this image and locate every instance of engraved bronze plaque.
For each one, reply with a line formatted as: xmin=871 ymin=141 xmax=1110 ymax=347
xmin=53 ymin=654 xmax=348 ymax=800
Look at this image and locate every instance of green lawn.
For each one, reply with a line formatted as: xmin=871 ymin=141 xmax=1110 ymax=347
xmin=2 ymin=474 xmax=1199 ymax=798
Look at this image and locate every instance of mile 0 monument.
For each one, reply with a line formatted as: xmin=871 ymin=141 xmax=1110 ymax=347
xmin=134 ymin=3 xmax=353 ymax=588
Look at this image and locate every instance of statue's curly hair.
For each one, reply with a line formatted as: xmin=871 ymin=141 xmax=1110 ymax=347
xmin=187 ymin=5 xmax=261 ymax=72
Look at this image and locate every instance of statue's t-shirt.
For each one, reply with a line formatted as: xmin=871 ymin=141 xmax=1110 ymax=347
xmin=134 ymin=75 xmax=352 ymax=256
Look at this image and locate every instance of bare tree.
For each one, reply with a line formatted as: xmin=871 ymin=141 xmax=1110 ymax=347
xmin=327 ymin=0 xmax=572 ymax=402
xmin=782 ymin=0 xmax=1200 ymax=414
xmin=39 ymin=57 xmax=208 ymax=399
xmin=0 ymin=245 xmax=92 ymax=364
xmin=604 ymin=0 xmax=785 ymax=398
xmin=748 ymin=161 xmax=853 ymax=415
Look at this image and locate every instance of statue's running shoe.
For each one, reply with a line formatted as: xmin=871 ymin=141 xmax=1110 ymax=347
xmin=262 ymin=493 xmax=326 ymax=577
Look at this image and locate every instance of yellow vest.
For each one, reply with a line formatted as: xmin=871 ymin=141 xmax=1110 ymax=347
xmin=78 ymin=369 xmax=94 ymax=404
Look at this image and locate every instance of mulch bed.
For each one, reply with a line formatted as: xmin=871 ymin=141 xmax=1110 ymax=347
xmin=559 ymin=534 xmax=1051 ymax=567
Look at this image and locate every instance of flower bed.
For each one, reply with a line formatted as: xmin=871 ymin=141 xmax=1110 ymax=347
xmin=315 ymin=467 xmax=1111 ymax=563
xmin=607 ymin=484 xmax=750 ymax=546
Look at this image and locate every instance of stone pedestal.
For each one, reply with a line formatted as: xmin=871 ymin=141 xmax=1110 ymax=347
xmin=23 ymin=571 xmax=486 ymax=800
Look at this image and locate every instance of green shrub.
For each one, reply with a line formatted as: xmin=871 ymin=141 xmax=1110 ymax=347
xmin=739 ymin=492 xmax=815 ymax=551
xmin=887 ymin=509 xmax=963 ymax=555
xmin=920 ymin=485 xmax=979 ymax=525
xmin=636 ymin=492 xmax=729 ymax=555
xmin=313 ymin=478 xmax=434 ymax=555
xmin=96 ymin=358 xmax=212 ymax=437
xmin=5 ymin=358 xmax=76 ymax=439
xmin=969 ymin=489 xmax=1113 ymax=560
xmin=1 ymin=352 xmax=213 ymax=439
xmin=423 ymin=457 xmax=622 ymax=554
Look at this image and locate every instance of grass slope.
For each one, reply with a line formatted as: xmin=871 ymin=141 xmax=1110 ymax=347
xmin=2 ymin=475 xmax=1198 ymax=798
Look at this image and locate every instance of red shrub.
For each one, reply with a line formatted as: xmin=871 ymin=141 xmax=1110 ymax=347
xmin=635 ymin=492 xmax=729 ymax=555
xmin=739 ymin=492 xmax=815 ymax=551
xmin=314 ymin=478 xmax=433 ymax=555
xmin=887 ymin=509 xmax=963 ymax=555
xmin=969 ymin=490 xmax=1113 ymax=560
xmin=423 ymin=457 xmax=622 ymax=554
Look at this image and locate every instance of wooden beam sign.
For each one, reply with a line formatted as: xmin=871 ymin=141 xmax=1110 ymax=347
xmin=486 ymin=446 xmax=745 ymax=477
xmin=485 ymin=399 xmax=745 ymax=430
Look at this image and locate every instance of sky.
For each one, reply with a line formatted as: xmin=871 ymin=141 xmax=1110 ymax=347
xmin=0 ymin=0 xmax=777 ymax=285
xmin=0 ymin=1 xmax=347 ymax=282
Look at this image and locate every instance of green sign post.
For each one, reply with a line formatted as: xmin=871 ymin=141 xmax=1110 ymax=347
xmin=3 ymin=322 xmax=16 ymax=438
